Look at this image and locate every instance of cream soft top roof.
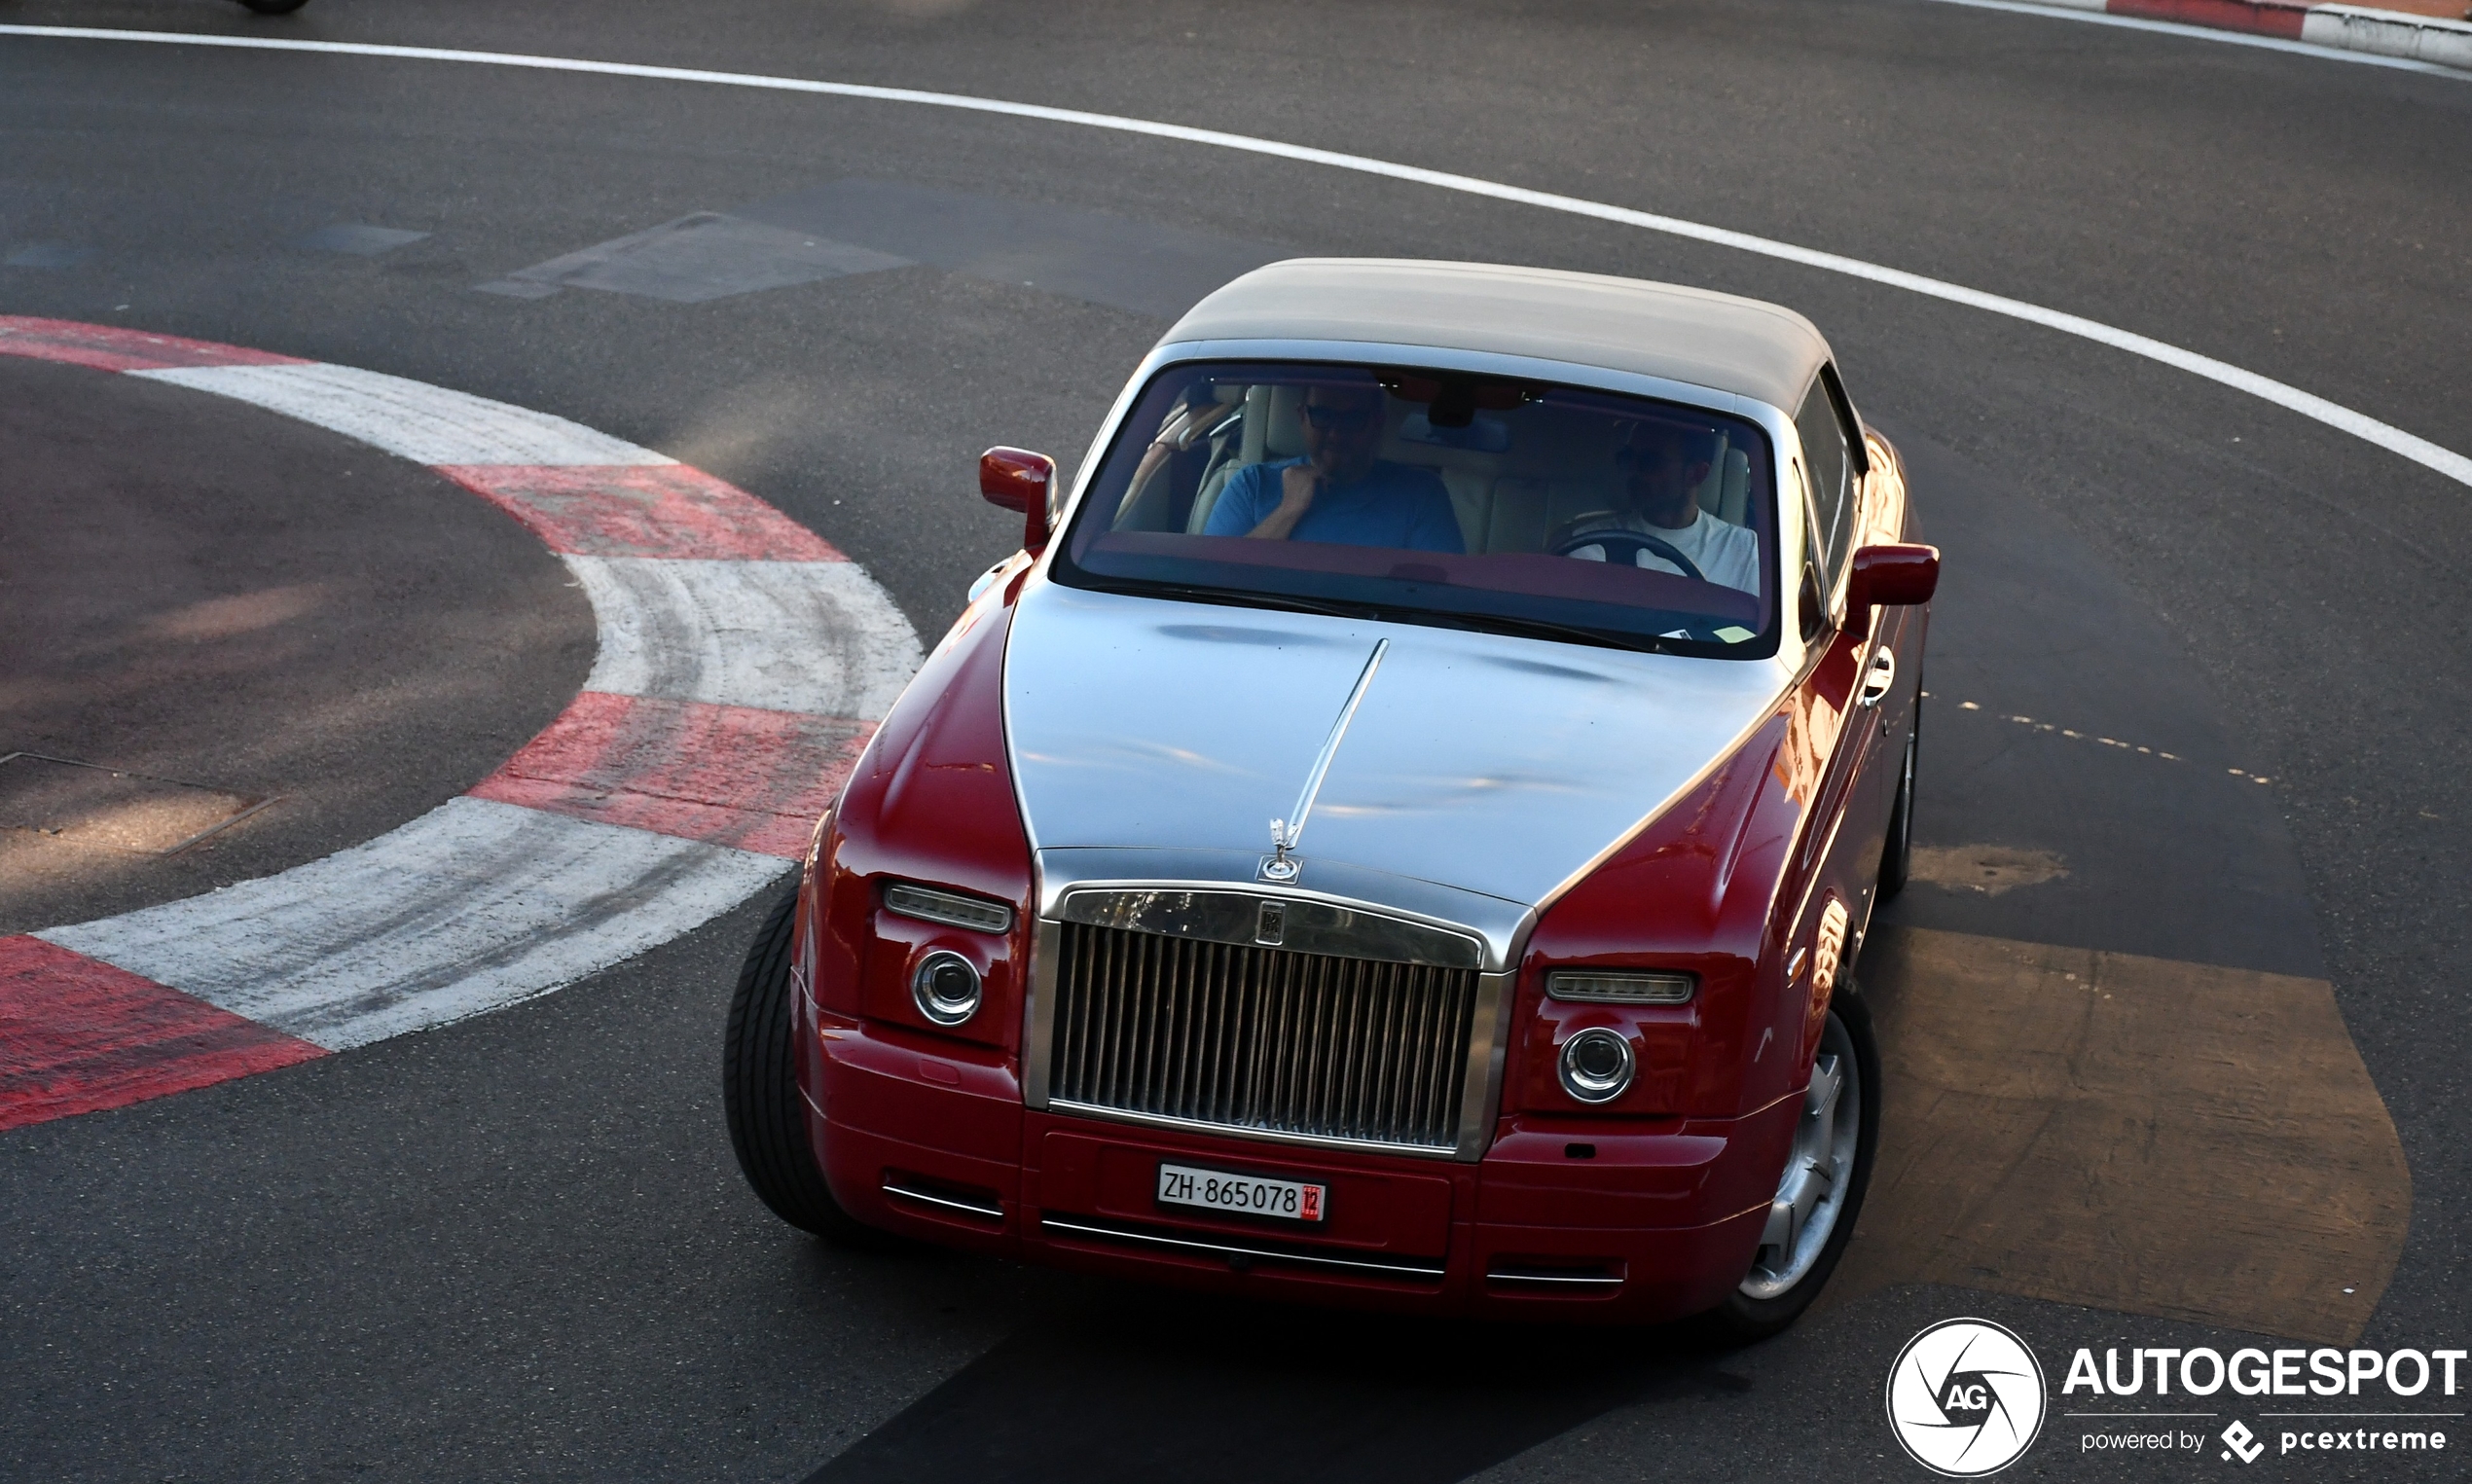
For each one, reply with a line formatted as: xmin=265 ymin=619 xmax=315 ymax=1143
xmin=1161 ymin=259 xmax=1832 ymax=413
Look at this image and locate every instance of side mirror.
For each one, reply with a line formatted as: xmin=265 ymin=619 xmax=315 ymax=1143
xmin=1845 ymin=543 xmax=1940 ymax=638
xmin=979 ymin=446 xmax=1057 ymax=554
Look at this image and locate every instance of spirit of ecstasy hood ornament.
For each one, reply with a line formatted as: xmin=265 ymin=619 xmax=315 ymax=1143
xmin=1260 ymin=637 xmax=1389 ymax=884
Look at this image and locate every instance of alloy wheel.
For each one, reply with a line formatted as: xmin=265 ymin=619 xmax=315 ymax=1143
xmin=1739 ymin=1009 xmax=1863 ymax=1300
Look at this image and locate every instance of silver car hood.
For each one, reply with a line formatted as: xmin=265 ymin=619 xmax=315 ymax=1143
xmin=1004 ymin=582 xmax=1791 ymax=966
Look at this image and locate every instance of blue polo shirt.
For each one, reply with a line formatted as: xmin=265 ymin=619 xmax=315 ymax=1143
xmin=1204 ymin=458 xmax=1465 ymax=553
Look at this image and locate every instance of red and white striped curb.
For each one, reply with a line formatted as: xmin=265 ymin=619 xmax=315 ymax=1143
xmin=2041 ymin=0 xmax=2472 ymax=67
xmin=0 ymin=317 xmax=922 ymax=1131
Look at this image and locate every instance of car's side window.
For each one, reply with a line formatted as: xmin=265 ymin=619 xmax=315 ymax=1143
xmin=1794 ymin=376 xmax=1852 ymax=587
xmin=1789 ymin=457 xmax=1829 ymax=643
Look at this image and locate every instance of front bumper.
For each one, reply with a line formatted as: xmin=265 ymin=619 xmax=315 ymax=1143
xmin=806 ymin=1015 xmax=1798 ymax=1323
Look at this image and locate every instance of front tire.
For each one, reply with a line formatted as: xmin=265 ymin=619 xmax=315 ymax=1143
xmin=1701 ymin=985 xmax=1881 ymax=1343
xmin=722 ymin=882 xmax=881 ymax=1242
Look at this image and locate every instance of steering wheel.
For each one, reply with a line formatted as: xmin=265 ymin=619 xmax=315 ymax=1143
xmin=1550 ymin=526 xmax=1708 ymax=582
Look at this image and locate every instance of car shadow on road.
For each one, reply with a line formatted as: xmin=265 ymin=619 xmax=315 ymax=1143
xmin=801 ymin=1285 xmax=1748 ymax=1484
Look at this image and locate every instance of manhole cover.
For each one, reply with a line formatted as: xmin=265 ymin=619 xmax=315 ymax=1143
xmin=0 ymin=752 xmax=274 ymax=855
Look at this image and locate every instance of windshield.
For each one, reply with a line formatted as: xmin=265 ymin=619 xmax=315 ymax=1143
xmin=1051 ymin=361 xmax=1780 ymax=657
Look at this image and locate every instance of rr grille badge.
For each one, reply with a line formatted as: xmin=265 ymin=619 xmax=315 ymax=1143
xmin=1255 ymin=900 xmax=1286 ymax=947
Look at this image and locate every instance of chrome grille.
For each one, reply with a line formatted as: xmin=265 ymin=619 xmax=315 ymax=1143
xmin=1047 ymin=921 xmax=1479 ymax=1150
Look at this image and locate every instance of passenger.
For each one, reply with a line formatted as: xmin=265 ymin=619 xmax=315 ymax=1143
xmin=1203 ymin=382 xmax=1464 ymax=553
xmin=1558 ymin=422 xmax=1759 ymax=594
xmin=1129 ymin=389 xmax=1242 ymax=494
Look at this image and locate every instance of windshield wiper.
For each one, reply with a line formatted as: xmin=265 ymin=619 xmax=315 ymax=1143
xmin=1100 ymin=578 xmax=1690 ymax=653
xmin=1416 ymin=610 xmax=1677 ymax=654
xmin=1106 ymin=580 xmax=1383 ymax=622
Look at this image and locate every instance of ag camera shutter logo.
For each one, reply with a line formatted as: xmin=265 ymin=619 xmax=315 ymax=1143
xmin=1886 ymin=1318 xmax=2048 ymax=1475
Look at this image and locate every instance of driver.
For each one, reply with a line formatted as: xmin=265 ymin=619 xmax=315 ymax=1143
xmin=1203 ymin=382 xmax=1464 ymax=553
xmin=1555 ymin=422 xmax=1759 ymax=594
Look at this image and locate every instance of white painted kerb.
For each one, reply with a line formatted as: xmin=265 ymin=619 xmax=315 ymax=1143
xmin=33 ymin=347 xmax=920 ymax=1053
xmin=138 ymin=363 xmax=678 ymax=467
xmin=44 ymin=799 xmax=783 ymax=1050
xmin=2304 ymin=6 xmax=2472 ymax=66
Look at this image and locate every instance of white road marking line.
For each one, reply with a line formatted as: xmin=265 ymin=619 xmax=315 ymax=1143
xmin=39 ymin=798 xmax=784 ymax=1051
xmin=9 ymin=24 xmax=2468 ymax=494
xmin=1996 ymin=710 xmax=2184 ymax=760
xmin=567 ymin=557 xmax=924 ymax=720
xmin=1916 ymin=0 xmax=2472 ymax=80
xmin=1954 ymin=701 xmax=2278 ymax=780
xmin=134 ymin=362 xmax=676 ymax=467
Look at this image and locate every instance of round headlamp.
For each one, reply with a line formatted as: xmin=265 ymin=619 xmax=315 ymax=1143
xmin=1558 ymin=1027 xmax=1636 ymax=1104
xmin=911 ymin=951 xmax=983 ymax=1027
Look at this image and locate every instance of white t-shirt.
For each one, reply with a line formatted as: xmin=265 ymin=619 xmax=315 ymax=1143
xmin=1565 ymin=509 xmax=1761 ymax=595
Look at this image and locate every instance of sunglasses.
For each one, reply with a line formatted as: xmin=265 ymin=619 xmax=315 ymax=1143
xmin=1301 ymin=404 xmax=1378 ymax=432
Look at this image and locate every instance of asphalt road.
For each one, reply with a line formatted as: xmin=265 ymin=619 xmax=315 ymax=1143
xmin=3 ymin=1 xmax=2467 ymax=1479
xmin=0 ymin=352 xmax=594 ymax=935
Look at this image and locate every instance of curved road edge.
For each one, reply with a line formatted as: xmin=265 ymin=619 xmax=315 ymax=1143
xmin=1929 ymin=0 xmax=2472 ymax=75
xmin=4 ymin=21 xmax=2464 ymax=501
xmin=0 ymin=316 xmax=923 ymax=1131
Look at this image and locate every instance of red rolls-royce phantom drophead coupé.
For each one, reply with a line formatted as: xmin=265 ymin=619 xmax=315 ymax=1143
xmin=724 ymin=258 xmax=1937 ymax=1337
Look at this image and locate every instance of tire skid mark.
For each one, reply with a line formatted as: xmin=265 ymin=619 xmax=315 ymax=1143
xmin=469 ymin=691 xmax=872 ymax=857
xmin=438 ymin=463 xmax=848 ymax=561
xmin=47 ymin=800 xmax=783 ymax=1050
xmin=567 ymin=557 xmax=919 ymax=719
xmin=0 ymin=317 xmax=920 ymax=1113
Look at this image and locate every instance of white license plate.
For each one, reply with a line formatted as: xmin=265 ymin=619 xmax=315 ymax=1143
xmin=1156 ymin=1162 xmax=1327 ymax=1223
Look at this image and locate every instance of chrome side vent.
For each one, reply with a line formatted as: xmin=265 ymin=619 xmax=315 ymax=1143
xmin=1485 ymin=1260 xmax=1624 ymax=1291
xmin=1045 ymin=921 xmax=1479 ymax=1151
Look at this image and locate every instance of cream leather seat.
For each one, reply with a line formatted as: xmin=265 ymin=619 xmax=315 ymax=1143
xmin=1187 ymin=384 xmax=1306 ymax=534
xmin=1705 ymin=443 xmax=1752 ymax=525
